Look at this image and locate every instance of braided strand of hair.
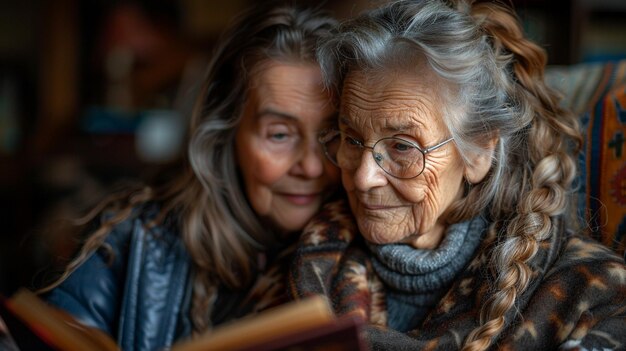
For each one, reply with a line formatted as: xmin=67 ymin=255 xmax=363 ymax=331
xmin=461 ymin=2 xmax=580 ymax=350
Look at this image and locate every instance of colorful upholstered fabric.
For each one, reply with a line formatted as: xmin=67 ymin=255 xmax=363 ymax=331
xmin=546 ymin=60 xmax=626 ymax=255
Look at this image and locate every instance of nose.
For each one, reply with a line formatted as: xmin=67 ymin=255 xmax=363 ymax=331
xmin=352 ymin=148 xmax=388 ymax=191
xmin=291 ymin=139 xmax=324 ymax=178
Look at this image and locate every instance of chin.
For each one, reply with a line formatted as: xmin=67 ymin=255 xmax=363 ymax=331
xmin=359 ymin=224 xmax=391 ymax=244
xmin=358 ymin=220 xmax=415 ymax=245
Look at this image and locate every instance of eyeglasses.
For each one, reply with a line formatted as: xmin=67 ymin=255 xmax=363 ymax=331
xmin=318 ymin=129 xmax=454 ymax=179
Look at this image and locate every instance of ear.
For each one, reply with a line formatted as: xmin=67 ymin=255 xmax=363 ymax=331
xmin=464 ymin=136 xmax=498 ymax=184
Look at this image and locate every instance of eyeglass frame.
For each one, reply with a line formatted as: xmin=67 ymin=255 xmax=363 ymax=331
xmin=318 ymin=128 xmax=454 ymax=179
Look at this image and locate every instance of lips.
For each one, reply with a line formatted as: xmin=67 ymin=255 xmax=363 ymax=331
xmin=361 ymin=203 xmax=403 ymax=211
xmin=357 ymin=196 xmax=406 ymax=211
xmin=362 ymin=204 xmax=392 ymax=210
xmin=278 ymin=192 xmax=321 ymax=206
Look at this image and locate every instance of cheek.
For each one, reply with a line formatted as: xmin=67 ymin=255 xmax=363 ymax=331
xmin=252 ymin=156 xmax=290 ymax=185
xmin=393 ymin=183 xmax=430 ymax=235
xmin=239 ymin=134 xmax=294 ymax=182
xmin=415 ymin=158 xmax=464 ymax=219
xmin=390 ymin=163 xmax=454 ymax=231
xmin=238 ymin=141 xmax=293 ymax=214
xmin=410 ymin=185 xmax=438 ymax=233
xmin=395 ymin=180 xmax=425 ymax=203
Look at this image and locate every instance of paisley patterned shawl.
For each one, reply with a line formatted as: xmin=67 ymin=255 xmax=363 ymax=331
xmin=287 ymin=198 xmax=626 ymax=350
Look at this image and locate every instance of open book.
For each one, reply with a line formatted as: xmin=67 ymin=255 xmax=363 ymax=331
xmin=0 ymin=288 xmax=367 ymax=351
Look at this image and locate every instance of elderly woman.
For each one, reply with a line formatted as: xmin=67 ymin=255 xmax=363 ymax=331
xmin=288 ymin=1 xmax=626 ymax=350
xmin=34 ymin=3 xmax=339 ymax=351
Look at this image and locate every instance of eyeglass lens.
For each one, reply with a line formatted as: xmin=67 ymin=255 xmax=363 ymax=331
xmin=321 ymin=131 xmax=425 ymax=179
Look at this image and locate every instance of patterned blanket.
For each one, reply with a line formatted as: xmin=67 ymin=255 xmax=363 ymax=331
xmin=288 ymin=199 xmax=626 ymax=350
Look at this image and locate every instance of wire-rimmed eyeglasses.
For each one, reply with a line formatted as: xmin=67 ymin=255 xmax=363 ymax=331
xmin=318 ymin=129 xmax=454 ymax=179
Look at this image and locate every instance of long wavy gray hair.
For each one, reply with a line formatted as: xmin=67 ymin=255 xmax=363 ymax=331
xmin=42 ymin=1 xmax=337 ymax=333
xmin=317 ymin=0 xmax=581 ymax=349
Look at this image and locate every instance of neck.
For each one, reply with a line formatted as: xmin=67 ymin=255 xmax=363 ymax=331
xmin=404 ymin=221 xmax=446 ymax=249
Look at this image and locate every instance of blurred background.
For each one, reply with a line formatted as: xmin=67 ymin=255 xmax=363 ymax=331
xmin=1 ymin=0 xmax=626 ymax=295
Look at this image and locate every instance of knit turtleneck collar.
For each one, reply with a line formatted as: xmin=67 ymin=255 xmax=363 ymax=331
xmin=367 ymin=216 xmax=487 ymax=294
xmin=366 ymin=217 xmax=487 ymax=332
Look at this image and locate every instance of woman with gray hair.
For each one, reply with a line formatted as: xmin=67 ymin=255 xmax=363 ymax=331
xmin=288 ymin=0 xmax=626 ymax=350
xmin=35 ymin=2 xmax=339 ymax=350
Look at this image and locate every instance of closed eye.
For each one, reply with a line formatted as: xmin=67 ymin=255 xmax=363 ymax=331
xmin=270 ymin=132 xmax=289 ymax=141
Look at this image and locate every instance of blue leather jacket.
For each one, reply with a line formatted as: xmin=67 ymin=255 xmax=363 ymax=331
xmin=45 ymin=205 xmax=193 ymax=351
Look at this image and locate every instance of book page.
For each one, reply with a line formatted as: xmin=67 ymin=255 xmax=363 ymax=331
xmin=171 ymin=295 xmax=337 ymax=351
xmin=4 ymin=289 xmax=119 ymax=351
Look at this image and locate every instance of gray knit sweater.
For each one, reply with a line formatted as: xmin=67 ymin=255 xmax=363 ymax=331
xmin=367 ymin=217 xmax=487 ymax=331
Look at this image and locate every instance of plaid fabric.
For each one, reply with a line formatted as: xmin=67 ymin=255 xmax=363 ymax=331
xmin=546 ymin=60 xmax=626 ymax=255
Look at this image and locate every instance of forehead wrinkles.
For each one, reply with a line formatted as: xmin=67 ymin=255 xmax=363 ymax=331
xmin=259 ymin=74 xmax=325 ymax=104
xmin=341 ymin=74 xmax=440 ymax=133
xmin=250 ymin=63 xmax=334 ymax=119
xmin=258 ymin=84 xmax=327 ymax=111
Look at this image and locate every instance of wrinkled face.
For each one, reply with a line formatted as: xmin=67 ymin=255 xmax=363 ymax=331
xmin=235 ymin=62 xmax=340 ymax=234
xmin=339 ymin=69 xmax=466 ymax=249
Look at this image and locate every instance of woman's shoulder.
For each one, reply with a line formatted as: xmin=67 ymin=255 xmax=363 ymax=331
xmin=44 ymin=203 xmax=188 ymax=337
xmin=526 ymin=231 xmax=626 ymax=346
xmin=559 ymin=232 xmax=624 ymax=264
xmin=546 ymin=231 xmax=626 ymax=283
xmin=99 ymin=201 xmax=181 ymax=247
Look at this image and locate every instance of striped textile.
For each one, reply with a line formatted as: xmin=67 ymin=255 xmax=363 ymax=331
xmin=546 ymin=60 xmax=626 ymax=255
